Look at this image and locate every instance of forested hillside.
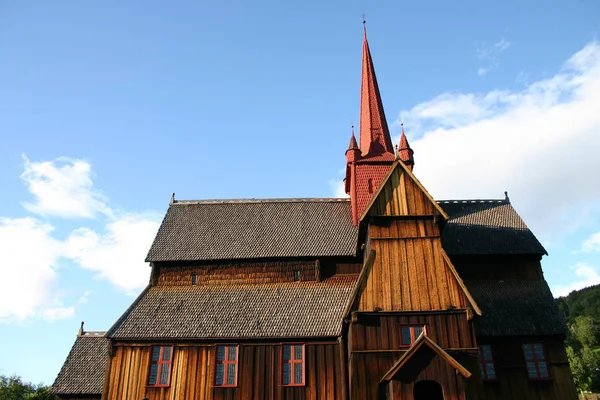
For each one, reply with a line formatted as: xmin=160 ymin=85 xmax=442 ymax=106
xmin=557 ymin=284 xmax=600 ymax=326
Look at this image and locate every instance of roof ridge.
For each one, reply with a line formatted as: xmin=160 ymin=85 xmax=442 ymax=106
xmin=79 ymin=331 xmax=106 ymax=337
xmin=436 ymin=199 xmax=508 ymax=204
xmin=172 ymin=197 xmax=350 ymax=205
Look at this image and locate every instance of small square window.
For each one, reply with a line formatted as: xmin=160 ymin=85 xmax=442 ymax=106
xmin=400 ymin=325 xmax=426 ymax=346
xmin=191 ymin=274 xmax=198 ymax=285
xmin=294 ymin=270 xmax=301 ymax=281
xmin=214 ymin=345 xmax=238 ymax=387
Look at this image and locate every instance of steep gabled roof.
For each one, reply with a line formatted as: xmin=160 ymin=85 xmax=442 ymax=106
xmin=50 ymin=333 xmax=109 ymax=396
xmin=438 ymin=200 xmax=547 ymax=255
xmin=107 ymin=276 xmax=357 ymax=340
xmin=466 ymin=278 xmax=567 ymax=336
xmin=146 ymin=199 xmax=358 ymax=262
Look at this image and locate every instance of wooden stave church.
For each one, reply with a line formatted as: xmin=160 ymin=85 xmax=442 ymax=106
xmin=51 ymin=29 xmax=578 ymax=400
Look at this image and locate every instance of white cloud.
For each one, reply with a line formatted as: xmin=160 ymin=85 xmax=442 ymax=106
xmin=328 ymin=179 xmax=349 ymax=198
xmin=552 ymin=263 xmax=600 ymax=297
xmin=400 ymin=41 xmax=600 ymax=240
xmin=0 ymin=217 xmax=72 ymax=323
xmin=20 ymin=156 xmax=111 ymax=219
xmin=65 ymin=213 xmax=161 ymax=294
xmin=581 ymin=232 xmax=600 ymax=253
xmin=478 ymin=68 xmax=489 ymax=76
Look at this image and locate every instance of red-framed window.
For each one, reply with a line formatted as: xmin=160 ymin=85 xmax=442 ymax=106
xmin=282 ymin=344 xmax=305 ymax=386
xmin=478 ymin=345 xmax=497 ymax=380
xmin=215 ymin=345 xmax=239 ymax=387
xmin=400 ymin=325 xmax=426 ymax=346
xmin=522 ymin=343 xmax=550 ymax=379
xmin=148 ymin=346 xmax=174 ymax=387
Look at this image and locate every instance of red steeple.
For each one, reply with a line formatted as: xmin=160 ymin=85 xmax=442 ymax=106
xmin=359 ymin=28 xmax=395 ymax=158
xmin=344 ymin=26 xmax=397 ymax=226
xmin=397 ymin=124 xmax=415 ymax=171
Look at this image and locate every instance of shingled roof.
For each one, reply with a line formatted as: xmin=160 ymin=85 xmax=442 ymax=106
xmin=51 ymin=333 xmax=109 ymax=396
xmin=466 ymin=279 xmax=566 ymax=337
xmin=146 ymin=197 xmax=545 ymax=262
xmin=107 ymin=276 xmax=357 ymax=340
xmin=438 ymin=200 xmax=547 ymax=255
xmin=146 ymin=199 xmax=358 ymax=262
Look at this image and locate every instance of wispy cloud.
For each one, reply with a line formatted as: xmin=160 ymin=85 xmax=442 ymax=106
xmin=1 ymin=157 xmax=161 ymax=323
xmin=400 ymin=41 xmax=600 ymax=242
xmin=20 ymin=155 xmax=111 ymax=219
xmin=475 ymin=38 xmax=511 ymax=76
xmin=580 ymin=232 xmax=600 ymax=253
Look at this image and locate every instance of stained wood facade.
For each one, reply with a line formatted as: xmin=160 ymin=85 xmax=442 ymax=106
xmin=52 ymin=27 xmax=577 ymax=400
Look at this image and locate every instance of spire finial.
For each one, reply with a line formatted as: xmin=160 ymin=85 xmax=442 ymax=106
xmin=362 ymin=13 xmax=367 ymax=36
xmin=79 ymin=321 xmax=84 ymax=336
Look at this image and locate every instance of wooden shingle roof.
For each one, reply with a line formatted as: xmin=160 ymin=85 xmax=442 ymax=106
xmin=466 ymin=278 xmax=566 ymax=336
xmin=107 ymin=276 xmax=357 ymax=340
xmin=146 ymin=199 xmax=359 ymax=262
xmin=50 ymin=333 xmax=109 ymax=396
xmin=438 ymin=200 xmax=547 ymax=256
xmin=146 ymin=197 xmax=545 ymax=263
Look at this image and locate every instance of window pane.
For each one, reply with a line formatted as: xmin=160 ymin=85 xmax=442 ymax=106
xmin=294 ymin=345 xmax=303 ymax=361
xmin=160 ymin=364 xmax=170 ymax=385
xmin=283 ymin=345 xmax=291 ymax=361
xmin=485 ymin=363 xmax=496 ymax=379
xmin=294 ymin=362 xmax=303 ymax=384
xmin=217 ymin=346 xmax=225 ymax=362
xmin=413 ymin=326 xmax=423 ymax=339
xmin=228 ymin=346 xmax=237 ymax=361
xmin=283 ymin=362 xmax=291 ymax=385
xmin=227 ymin=364 xmax=236 ymax=385
xmin=538 ymin=362 xmax=549 ymax=378
xmin=152 ymin=346 xmax=161 ymax=361
xmin=523 ymin=344 xmax=534 ymax=360
xmin=482 ymin=345 xmax=493 ymax=361
xmin=533 ymin=344 xmax=545 ymax=360
xmin=148 ymin=364 xmax=158 ymax=385
xmin=527 ymin=361 xmax=538 ymax=378
xmin=479 ymin=364 xmax=484 ymax=378
xmin=401 ymin=327 xmax=411 ymax=344
xmin=163 ymin=347 xmax=171 ymax=361
xmin=215 ymin=364 xmax=224 ymax=385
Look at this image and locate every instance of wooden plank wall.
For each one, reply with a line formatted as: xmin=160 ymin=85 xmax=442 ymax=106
xmin=157 ymin=260 xmax=317 ymax=286
xmin=104 ymin=342 xmax=345 ymax=400
xmin=368 ymin=169 xmax=437 ymax=217
xmin=358 ymin=220 xmax=468 ymax=312
xmin=475 ymin=337 xmax=578 ymax=400
xmin=348 ymin=313 xmax=475 ymax=399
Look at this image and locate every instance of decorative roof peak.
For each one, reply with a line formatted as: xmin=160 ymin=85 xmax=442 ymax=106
xmin=397 ymin=124 xmax=415 ymax=170
xmin=359 ymin=27 xmax=394 ymax=158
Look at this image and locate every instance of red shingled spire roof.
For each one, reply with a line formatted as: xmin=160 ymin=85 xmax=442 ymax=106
xmin=359 ymin=27 xmax=395 ymax=158
xmin=398 ymin=125 xmax=415 ymax=171
xmin=347 ymin=128 xmax=359 ymax=150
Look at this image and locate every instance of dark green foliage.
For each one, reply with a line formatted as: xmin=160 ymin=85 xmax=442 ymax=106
xmin=0 ymin=375 xmax=54 ymax=400
xmin=556 ymin=284 xmax=600 ymax=328
xmin=565 ymin=316 xmax=600 ymax=393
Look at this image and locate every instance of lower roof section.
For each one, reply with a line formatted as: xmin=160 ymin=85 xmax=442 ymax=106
xmin=51 ymin=333 xmax=108 ymax=396
xmin=466 ymin=278 xmax=566 ymax=337
xmin=107 ymin=276 xmax=357 ymax=340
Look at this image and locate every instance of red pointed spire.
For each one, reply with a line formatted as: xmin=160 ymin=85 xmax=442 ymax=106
xmin=359 ymin=28 xmax=395 ymax=158
xmin=348 ymin=127 xmax=358 ymax=150
xmin=398 ymin=125 xmax=415 ymax=171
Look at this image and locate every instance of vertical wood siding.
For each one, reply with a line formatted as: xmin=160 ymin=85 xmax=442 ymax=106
xmin=104 ymin=342 xmax=345 ymax=400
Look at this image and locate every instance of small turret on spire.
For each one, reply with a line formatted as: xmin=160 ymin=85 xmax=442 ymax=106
xmin=346 ymin=124 xmax=361 ymax=162
xmin=398 ymin=123 xmax=415 ymax=172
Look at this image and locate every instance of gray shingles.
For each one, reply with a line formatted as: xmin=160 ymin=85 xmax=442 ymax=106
xmin=466 ymin=279 xmax=566 ymax=337
xmin=439 ymin=200 xmax=547 ymax=255
xmin=107 ymin=276 xmax=357 ymax=339
xmin=146 ymin=199 xmax=359 ymax=262
xmin=51 ymin=334 xmax=109 ymax=395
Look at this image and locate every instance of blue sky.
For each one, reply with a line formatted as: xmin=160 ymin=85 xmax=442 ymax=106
xmin=1 ymin=0 xmax=600 ymax=385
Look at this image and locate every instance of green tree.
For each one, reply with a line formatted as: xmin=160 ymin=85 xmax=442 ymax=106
xmin=0 ymin=375 xmax=54 ymax=400
xmin=566 ymin=316 xmax=600 ymax=394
